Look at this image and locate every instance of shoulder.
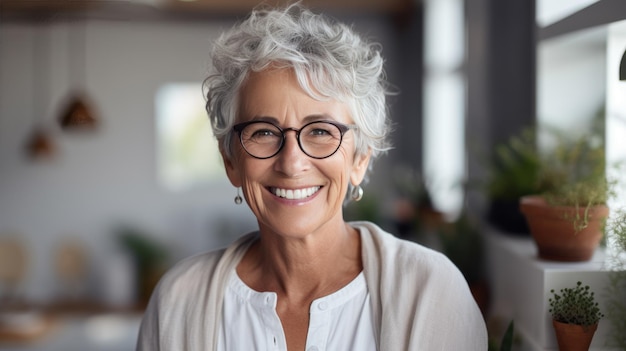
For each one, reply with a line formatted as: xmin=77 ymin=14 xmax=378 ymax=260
xmin=352 ymin=221 xmax=460 ymax=279
xmin=158 ymin=249 xmax=226 ymax=297
xmin=137 ymin=232 xmax=259 ymax=350
xmin=153 ymin=232 xmax=258 ymax=304
xmin=352 ymin=221 xmax=487 ymax=349
xmin=353 ymin=220 xmax=472 ymax=309
xmin=137 ymin=247 xmax=228 ymax=350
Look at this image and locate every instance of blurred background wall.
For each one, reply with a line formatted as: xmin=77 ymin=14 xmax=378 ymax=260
xmin=0 ymin=2 xmax=420 ymax=309
xmin=0 ymin=0 xmax=542 ymax=309
xmin=1 ymin=18 xmax=256 ymax=305
xmin=6 ymin=0 xmax=623 ymax=349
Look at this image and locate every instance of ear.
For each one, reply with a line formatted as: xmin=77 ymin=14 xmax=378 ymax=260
xmin=350 ymin=149 xmax=371 ymax=186
xmin=220 ymin=145 xmax=243 ymax=188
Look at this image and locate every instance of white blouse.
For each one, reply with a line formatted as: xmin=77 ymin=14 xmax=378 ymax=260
xmin=217 ymin=270 xmax=377 ymax=351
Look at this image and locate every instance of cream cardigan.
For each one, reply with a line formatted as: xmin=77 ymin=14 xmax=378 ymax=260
xmin=136 ymin=221 xmax=488 ymax=350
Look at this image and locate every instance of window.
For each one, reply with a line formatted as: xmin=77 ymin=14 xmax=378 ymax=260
xmin=156 ymin=83 xmax=223 ymax=191
xmin=423 ymin=0 xmax=466 ymax=217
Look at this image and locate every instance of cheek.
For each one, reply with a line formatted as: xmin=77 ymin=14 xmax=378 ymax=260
xmin=223 ymin=147 xmax=259 ymax=188
xmin=327 ymin=150 xmax=354 ymax=193
xmin=336 ymin=148 xmax=359 ymax=178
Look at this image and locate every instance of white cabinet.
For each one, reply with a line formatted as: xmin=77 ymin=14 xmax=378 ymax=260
xmin=485 ymin=229 xmax=618 ymax=350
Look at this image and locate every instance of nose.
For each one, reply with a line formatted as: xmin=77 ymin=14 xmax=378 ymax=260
xmin=274 ymin=129 xmax=309 ymax=175
xmin=280 ymin=128 xmax=301 ymax=154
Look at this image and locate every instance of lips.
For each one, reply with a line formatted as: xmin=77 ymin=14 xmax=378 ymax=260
xmin=271 ymin=186 xmax=321 ymax=200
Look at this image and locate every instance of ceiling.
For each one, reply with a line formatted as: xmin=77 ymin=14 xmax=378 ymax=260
xmin=0 ymin=0 xmax=417 ymax=21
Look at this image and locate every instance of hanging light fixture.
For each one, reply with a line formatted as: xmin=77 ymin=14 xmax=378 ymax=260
xmin=26 ymin=127 xmax=56 ymax=159
xmin=58 ymin=93 xmax=98 ymax=129
xmin=58 ymin=15 xmax=98 ymax=130
xmin=26 ymin=21 xmax=56 ymax=159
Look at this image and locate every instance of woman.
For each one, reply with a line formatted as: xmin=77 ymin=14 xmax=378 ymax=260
xmin=137 ymin=4 xmax=487 ymax=350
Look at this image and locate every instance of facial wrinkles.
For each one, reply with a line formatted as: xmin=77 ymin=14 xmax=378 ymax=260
xmin=335 ymin=162 xmax=350 ymax=210
xmin=231 ymin=68 xmax=362 ymax=232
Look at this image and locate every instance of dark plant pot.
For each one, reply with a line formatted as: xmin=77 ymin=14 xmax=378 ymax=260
xmin=520 ymin=196 xmax=608 ymax=262
xmin=486 ymin=198 xmax=530 ymax=235
xmin=552 ymin=320 xmax=598 ymax=351
xmin=469 ymin=279 xmax=490 ymax=316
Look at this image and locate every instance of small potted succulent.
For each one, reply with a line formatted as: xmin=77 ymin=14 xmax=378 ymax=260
xmin=548 ymin=281 xmax=604 ymax=351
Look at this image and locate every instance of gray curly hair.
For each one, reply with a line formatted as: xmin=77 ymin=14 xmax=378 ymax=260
xmin=204 ymin=4 xmax=392 ymax=164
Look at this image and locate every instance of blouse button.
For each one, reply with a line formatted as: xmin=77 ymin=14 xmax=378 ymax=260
xmin=265 ymin=295 xmax=272 ymax=305
xmin=318 ymin=301 xmax=328 ymax=311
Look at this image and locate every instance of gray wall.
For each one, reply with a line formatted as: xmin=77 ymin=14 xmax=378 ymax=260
xmin=0 ymin=1 xmax=540 ymax=304
xmin=0 ymin=14 xmax=408 ymax=303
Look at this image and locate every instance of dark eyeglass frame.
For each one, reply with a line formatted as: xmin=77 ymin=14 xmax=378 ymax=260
xmin=232 ymin=120 xmax=356 ymax=159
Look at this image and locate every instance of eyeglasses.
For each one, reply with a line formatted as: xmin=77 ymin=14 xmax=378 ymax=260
xmin=233 ymin=120 xmax=356 ymax=159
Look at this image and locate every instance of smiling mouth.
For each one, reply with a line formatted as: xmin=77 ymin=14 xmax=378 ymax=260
xmin=271 ymin=186 xmax=321 ymax=200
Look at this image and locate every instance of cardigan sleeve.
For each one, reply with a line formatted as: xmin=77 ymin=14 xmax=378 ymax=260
xmin=135 ymin=232 xmax=258 ymax=351
xmin=136 ymin=280 xmax=162 ymax=351
xmin=356 ymin=221 xmax=488 ymax=350
xmin=135 ymin=250 xmax=225 ymax=351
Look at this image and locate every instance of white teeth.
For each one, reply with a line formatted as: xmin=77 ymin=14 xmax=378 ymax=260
xmin=273 ymin=186 xmax=320 ymax=200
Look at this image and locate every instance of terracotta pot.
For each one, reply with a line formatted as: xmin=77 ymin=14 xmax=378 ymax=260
xmin=552 ymin=320 xmax=598 ymax=351
xmin=519 ymin=196 xmax=608 ymax=262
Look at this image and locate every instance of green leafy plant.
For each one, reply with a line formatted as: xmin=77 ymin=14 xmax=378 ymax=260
xmin=485 ymin=127 xmax=540 ymax=234
xmin=438 ymin=214 xmax=483 ymax=284
xmin=485 ymin=124 xmax=609 ymax=234
xmin=116 ymin=225 xmax=170 ymax=306
xmin=498 ymin=320 xmax=515 ymax=351
xmin=537 ymin=131 xmax=611 ymax=232
xmin=605 ymin=209 xmax=626 ymax=349
xmin=487 ymin=319 xmax=516 ymax=351
xmin=530 ymin=106 xmax=615 ymax=233
xmin=538 ymin=134 xmax=608 ymax=202
xmin=607 ymin=208 xmax=626 ymax=254
xmin=487 ymin=127 xmax=540 ymax=201
xmin=549 ymin=281 xmax=604 ymax=327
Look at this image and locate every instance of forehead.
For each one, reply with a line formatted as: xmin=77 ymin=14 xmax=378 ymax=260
xmin=237 ymin=67 xmax=352 ymax=124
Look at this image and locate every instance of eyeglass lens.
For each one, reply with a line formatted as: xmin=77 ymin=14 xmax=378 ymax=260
xmin=239 ymin=121 xmax=345 ymax=159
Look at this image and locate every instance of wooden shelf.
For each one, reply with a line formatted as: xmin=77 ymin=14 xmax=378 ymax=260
xmin=0 ymin=300 xmax=144 ymax=346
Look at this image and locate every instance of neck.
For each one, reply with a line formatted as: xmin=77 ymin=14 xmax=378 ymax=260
xmin=238 ymin=221 xmax=362 ymax=301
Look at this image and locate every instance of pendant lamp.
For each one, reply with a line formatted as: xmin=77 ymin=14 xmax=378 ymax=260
xmin=59 ymin=93 xmax=98 ymax=129
xmin=26 ymin=128 xmax=56 ymax=159
xmin=26 ymin=22 xmax=56 ymax=159
xmin=58 ymin=17 xmax=98 ymax=130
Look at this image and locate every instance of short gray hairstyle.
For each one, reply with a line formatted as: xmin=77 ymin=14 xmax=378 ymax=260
xmin=204 ymin=4 xmax=392 ymax=164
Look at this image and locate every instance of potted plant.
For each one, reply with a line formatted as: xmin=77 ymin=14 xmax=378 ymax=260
xmin=548 ymin=281 xmax=604 ymax=351
xmin=390 ymin=166 xmax=444 ymax=241
xmin=604 ymin=208 xmax=626 ymax=349
xmin=486 ymin=127 xmax=539 ymax=235
xmin=519 ymin=131 xmax=611 ymax=261
xmin=116 ymin=225 xmax=170 ymax=308
xmin=438 ymin=213 xmax=488 ymax=314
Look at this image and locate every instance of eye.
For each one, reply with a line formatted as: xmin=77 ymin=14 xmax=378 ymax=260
xmin=309 ymin=127 xmax=332 ymax=136
xmin=251 ymin=129 xmax=278 ymax=138
xmin=304 ymin=122 xmax=341 ymax=139
xmin=243 ymin=122 xmax=281 ymax=140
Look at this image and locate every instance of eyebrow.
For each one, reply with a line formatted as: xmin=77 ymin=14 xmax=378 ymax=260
xmin=248 ymin=114 xmax=338 ymax=125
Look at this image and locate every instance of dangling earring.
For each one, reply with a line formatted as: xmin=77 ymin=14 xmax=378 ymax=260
xmin=351 ymin=184 xmax=363 ymax=202
xmin=234 ymin=188 xmax=243 ymax=205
